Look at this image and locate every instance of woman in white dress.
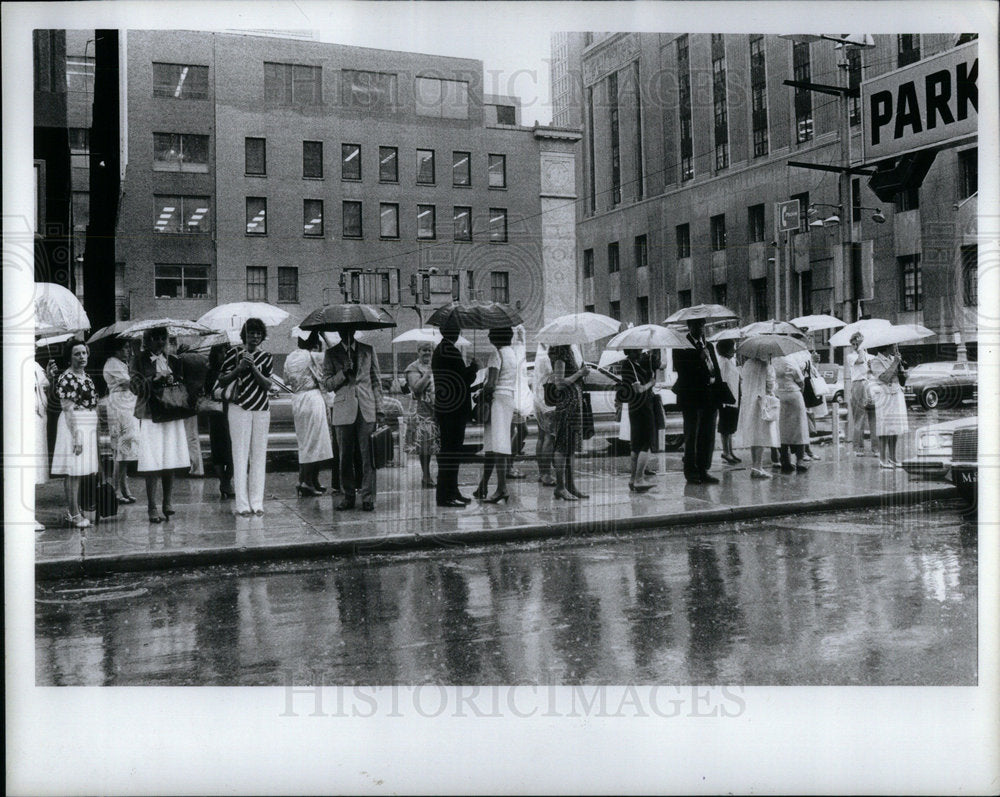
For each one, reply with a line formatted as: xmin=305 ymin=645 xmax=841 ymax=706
xmin=51 ymin=342 xmax=100 ymax=528
xmin=869 ymin=344 xmax=909 ymax=468
xmin=474 ymin=326 xmax=517 ymax=503
xmin=284 ymin=330 xmax=333 ymax=496
xmin=774 ymin=354 xmax=810 ymax=474
xmin=734 ymin=357 xmax=779 ymax=478
xmin=103 ymin=337 xmax=140 ymax=503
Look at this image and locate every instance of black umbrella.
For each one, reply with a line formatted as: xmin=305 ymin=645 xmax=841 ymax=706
xmin=426 ymin=301 xmax=522 ymax=330
xmin=299 ymin=304 xmax=396 ymax=331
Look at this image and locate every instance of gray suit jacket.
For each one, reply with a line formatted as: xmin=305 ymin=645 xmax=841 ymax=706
xmin=323 ymin=341 xmax=382 ymax=425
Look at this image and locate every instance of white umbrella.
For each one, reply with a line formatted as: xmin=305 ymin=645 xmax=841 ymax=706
xmin=117 ymin=318 xmax=213 ymax=339
xmin=535 ymin=312 xmax=621 ymax=344
xmin=857 ymin=323 xmax=935 ymax=349
xmin=34 ymin=282 xmax=90 ymax=333
xmin=391 ymin=327 xmax=471 ymax=347
xmin=36 ymin=331 xmax=77 ymax=348
xmin=598 ymin=349 xmax=627 ymax=368
xmin=708 ymin=327 xmax=743 ymax=342
xmin=198 ymin=302 xmax=289 ymax=332
xmin=828 ymin=318 xmax=893 ymax=347
xmin=737 ymin=334 xmax=808 ymax=361
xmin=664 ymin=303 xmax=738 ymax=324
xmin=606 ymin=324 xmax=692 ymax=350
xmin=790 ymin=313 xmax=846 ymax=332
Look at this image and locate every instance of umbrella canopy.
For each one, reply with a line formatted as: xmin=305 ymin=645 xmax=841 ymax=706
xmin=828 ymin=318 xmax=893 ymax=347
xmin=598 ymin=349 xmax=627 ymax=368
xmin=737 ymin=334 xmax=808 ymax=361
xmin=34 ymin=282 xmax=90 ymax=333
xmin=663 ymin=303 xmax=737 ymax=324
xmin=856 ymin=323 xmax=935 ymax=349
xmin=535 ymin=312 xmax=621 ymax=345
xmin=426 ymin=301 xmax=522 ymax=330
xmin=789 ymin=313 xmax=846 ymax=332
xmin=391 ymin=327 xmax=472 ymax=348
xmin=605 ymin=324 xmax=692 ymax=351
xmin=198 ymin=302 xmax=289 ymax=332
xmin=36 ymin=331 xmax=78 ymax=348
xmin=708 ymin=327 xmax=743 ymax=342
xmin=87 ymin=320 xmax=145 ymax=344
xmin=299 ymin=304 xmax=396 ymax=332
xmin=741 ymin=319 xmax=805 ymax=337
xmin=111 ymin=318 xmax=214 ymax=340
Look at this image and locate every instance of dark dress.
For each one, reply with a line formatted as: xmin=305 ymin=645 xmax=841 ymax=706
xmin=621 ymin=353 xmax=659 ymax=454
xmin=432 ymin=337 xmax=479 ymax=502
xmin=549 ymin=349 xmax=583 ymax=455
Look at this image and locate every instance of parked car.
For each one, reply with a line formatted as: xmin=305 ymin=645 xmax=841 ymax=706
xmin=815 ymin=363 xmax=845 ymax=404
xmin=902 ymin=361 xmax=978 ymax=410
xmin=902 ymin=416 xmax=977 ymax=480
xmin=946 ymin=420 xmax=978 ymax=511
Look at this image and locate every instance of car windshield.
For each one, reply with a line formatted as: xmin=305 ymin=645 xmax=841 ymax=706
xmin=910 ymin=363 xmax=952 ymax=374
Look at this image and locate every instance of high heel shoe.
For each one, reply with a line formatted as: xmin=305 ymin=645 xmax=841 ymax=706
xmin=117 ymin=493 xmax=137 ymax=504
xmin=567 ymin=487 xmax=589 ymax=499
xmin=66 ymin=512 xmax=91 ymax=529
xmin=629 ymin=482 xmax=654 ymax=493
xmin=472 ymin=484 xmax=488 ymax=500
xmin=297 ymin=484 xmax=321 ymax=497
xmin=483 ymin=492 xmax=509 ymax=504
xmin=554 ymin=488 xmax=579 ymax=501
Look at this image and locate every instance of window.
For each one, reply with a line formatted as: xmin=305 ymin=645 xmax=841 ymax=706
xmin=453 ymin=206 xmax=472 ymax=241
xmin=637 ymin=296 xmax=649 ymax=325
xmin=791 ymin=192 xmax=810 ymax=231
xmin=748 ymin=204 xmax=766 ymax=243
xmin=583 ymin=248 xmax=594 ymax=278
xmin=609 ymin=72 xmax=621 ymax=205
xmin=417 ymin=204 xmax=436 ymax=239
xmin=66 ymin=55 xmax=94 ymax=93
xmin=959 ymin=148 xmax=978 ymax=199
xmin=713 ymin=284 xmax=728 ymax=306
xmin=800 ymin=269 xmax=812 ymax=316
xmin=752 ymin=278 xmax=768 ymax=321
xmin=33 ymin=31 xmax=60 ymax=93
xmin=633 ymin=60 xmax=644 ymax=200
xmin=710 ymin=214 xmax=727 ymax=251
xmin=495 ymin=104 xmax=516 ymax=125
xmin=894 ymin=186 xmax=919 ymax=212
xmin=379 ymin=146 xmax=398 ymax=182
xmin=69 ymin=127 xmax=89 ymax=152
xmin=154 ymin=195 xmax=211 ymax=234
xmin=415 ymin=76 xmax=469 ymax=119
xmin=342 ymin=201 xmax=363 ymax=238
xmin=489 ymin=208 xmax=507 ymax=242
xmin=750 ymin=35 xmax=769 ymax=157
xmin=711 ymin=34 xmax=729 ymax=170
xmin=277 ymin=267 xmax=299 ymax=303
xmin=677 ymin=35 xmax=694 ymax=181
xmin=677 ymin=291 xmax=691 ymax=309
xmin=303 ymin=141 xmax=323 ymax=178
xmin=380 ymin=203 xmax=399 ymax=239
xmin=154 ymin=264 xmax=211 ymax=299
xmin=264 ymin=62 xmax=322 ymax=107
xmin=341 ymin=69 xmax=397 ymax=112
xmin=152 ymin=63 xmax=209 ymax=100
xmin=899 ymin=254 xmax=923 ymax=311
xmin=340 ymin=143 xmax=361 ymax=181
xmin=961 ymin=245 xmax=977 ymax=306
xmin=793 ymin=42 xmax=813 ymax=143
xmin=490 ymin=271 xmax=510 ymax=304
xmin=609 ymin=301 xmax=621 ymax=320
xmin=897 ymin=34 xmax=920 ymax=68
xmin=584 ymin=304 xmax=595 ymax=314
xmin=452 ymin=151 xmax=471 ymax=186
xmin=72 ymin=191 xmax=89 ymax=231
xmin=634 ymin=235 xmax=648 ymax=268
xmin=416 ymin=149 xmax=435 ymax=185
xmin=488 ymin=154 xmax=506 ymax=188
xmin=676 ymin=224 xmax=691 ymax=259
xmin=586 ymin=86 xmax=596 ymax=211
xmin=153 ymin=133 xmax=209 ymax=172
xmin=303 ymin=199 xmax=323 ymax=237
xmin=245 ymin=137 xmax=266 ymax=175
xmin=246 ymin=266 xmax=267 ymax=301
xmin=608 ymin=242 xmax=620 ymax=273
xmin=847 ymin=47 xmax=862 ymax=126
xmin=245 ymin=197 xmax=267 ymax=235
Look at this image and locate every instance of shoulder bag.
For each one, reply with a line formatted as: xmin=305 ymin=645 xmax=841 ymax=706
xmin=759 ymin=394 xmax=780 ymax=423
xmin=802 ymin=375 xmax=824 ymax=408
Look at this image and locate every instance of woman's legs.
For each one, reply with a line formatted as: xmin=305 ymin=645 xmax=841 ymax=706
xmin=420 ymin=452 xmax=435 ymax=486
xmin=161 ymin=469 xmax=175 ymax=513
xmin=565 ymin=434 xmax=588 ymax=498
xmin=64 ymin=475 xmax=80 ymax=517
xmin=878 ymin=436 xmax=890 ymax=465
xmin=491 ymin=454 xmax=508 ymax=498
xmin=145 ymin=472 xmax=160 ymax=518
xmin=228 ymin=405 xmax=252 ymax=514
xmin=477 ymin=452 xmax=495 ymax=497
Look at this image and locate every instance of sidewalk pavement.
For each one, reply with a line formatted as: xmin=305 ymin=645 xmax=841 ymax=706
xmin=32 ymin=441 xmax=957 ymax=580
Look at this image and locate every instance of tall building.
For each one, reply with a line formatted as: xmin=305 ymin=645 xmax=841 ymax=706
xmin=115 ymin=30 xmax=581 ymax=356
xmin=564 ymin=33 xmax=979 ymax=360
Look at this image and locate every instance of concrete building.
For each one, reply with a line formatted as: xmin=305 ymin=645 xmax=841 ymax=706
xmin=116 ymin=30 xmax=581 ymax=356
xmin=561 ymin=33 xmax=978 ymax=360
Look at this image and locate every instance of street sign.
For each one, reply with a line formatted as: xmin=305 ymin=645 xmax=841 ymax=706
xmin=775 ymin=200 xmax=800 ymax=233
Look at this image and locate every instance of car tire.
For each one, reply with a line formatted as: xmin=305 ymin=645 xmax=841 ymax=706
xmin=920 ymin=388 xmax=940 ymax=410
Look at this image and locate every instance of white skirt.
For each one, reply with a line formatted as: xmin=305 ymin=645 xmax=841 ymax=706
xmin=51 ymin=409 xmax=99 ymax=477
xmin=777 ymin=389 xmax=810 ymax=445
xmin=485 ymin=392 xmax=515 ymax=454
xmin=138 ymin=417 xmax=191 ymax=472
xmin=873 ymin=383 xmax=909 ymax=437
xmin=291 ymin=389 xmax=334 ymax=464
xmin=36 ymin=410 xmax=49 ymax=484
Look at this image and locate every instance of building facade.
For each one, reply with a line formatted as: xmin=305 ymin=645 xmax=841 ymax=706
xmin=561 ymin=33 xmax=978 ymax=360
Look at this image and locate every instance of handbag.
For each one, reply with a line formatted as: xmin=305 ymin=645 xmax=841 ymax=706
xmin=759 ymin=394 xmax=780 ymax=422
xmin=79 ymin=473 xmax=119 ymax=519
xmin=151 ymin=377 xmax=194 ymax=422
xmin=196 ymin=394 xmax=224 ymax=415
xmin=580 ymin=391 xmax=595 ymax=440
xmin=712 ymin=380 xmax=737 ymax=407
xmin=802 ymin=376 xmax=824 ymax=408
xmin=370 ymin=424 xmax=393 ymax=469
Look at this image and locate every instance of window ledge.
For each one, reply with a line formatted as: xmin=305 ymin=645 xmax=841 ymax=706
xmin=453 ymin=183 xmax=473 ymax=189
xmin=246 ymin=173 xmax=268 ymax=178
xmin=303 ymin=176 xmax=324 ymax=181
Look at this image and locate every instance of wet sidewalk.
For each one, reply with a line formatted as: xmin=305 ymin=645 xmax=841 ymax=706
xmin=30 ymin=439 xmax=958 ymax=579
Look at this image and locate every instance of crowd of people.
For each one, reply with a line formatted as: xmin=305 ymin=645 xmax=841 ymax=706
xmin=35 ymin=315 xmax=911 ymax=529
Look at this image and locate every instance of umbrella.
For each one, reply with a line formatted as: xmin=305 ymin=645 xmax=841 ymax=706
xmin=34 ymin=282 xmax=90 ymax=332
xmin=113 ymin=318 xmax=214 ymax=339
xmin=856 ymin=323 xmax=935 ymax=349
xmin=663 ymin=303 xmax=737 ymax=324
xmin=426 ymin=301 xmax=522 ymax=330
xmin=828 ymin=318 xmax=893 ymax=347
xmin=36 ymin=331 xmax=78 ymax=348
xmin=605 ymin=324 xmax=693 ymax=351
xmin=598 ymin=349 xmax=627 ymax=368
xmin=87 ymin=320 xmax=146 ymax=344
xmin=737 ymin=334 xmax=808 ymax=361
xmin=535 ymin=312 xmax=621 ymax=344
xmin=708 ymin=327 xmax=743 ymax=342
xmin=391 ymin=327 xmax=471 ymax=348
xmin=198 ymin=302 xmax=289 ymax=332
xmin=741 ymin=319 xmax=805 ymax=337
xmin=299 ymin=303 xmax=396 ymax=331
xmin=790 ymin=313 xmax=846 ymax=332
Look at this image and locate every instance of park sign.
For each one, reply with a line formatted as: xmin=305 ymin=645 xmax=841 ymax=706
xmin=862 ymin=41 xmax=977 ymax=162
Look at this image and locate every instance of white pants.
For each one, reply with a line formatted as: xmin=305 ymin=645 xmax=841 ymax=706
xmin=228 ymin=404 xmax=270 ymax=513
xmin=184 ymin=414 xmax=204 ymax=475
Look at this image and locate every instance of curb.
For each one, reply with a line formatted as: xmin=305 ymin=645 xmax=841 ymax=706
xmin=35 ymin=485 xmax=959 ymax=581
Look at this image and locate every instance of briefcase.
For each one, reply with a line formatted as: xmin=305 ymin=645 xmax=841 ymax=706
xmin=371 ymin=424 xmax=394 ymax=469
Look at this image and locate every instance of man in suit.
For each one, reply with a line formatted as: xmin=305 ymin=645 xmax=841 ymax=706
xmin=432 ymin=319 xmax=479 ymax=507
xmin=672 ymin=318 xmax=723 ymax=484
xmin=323 ymin=329 xmax=383 ymax=511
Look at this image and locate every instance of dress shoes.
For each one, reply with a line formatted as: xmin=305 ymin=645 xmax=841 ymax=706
xmin=436 ymin=498 xmax=467 ymax=508
xmin=361 ymin=501 xmax=375 ymax=512
xmin=685 ymin=475 xmax=704 ymax=485
xmin=699 ymin=473 xmax=720 ymax=484
xmin=335 ymin=498 xmax=356 ymax=511
xmin=453 ymin=494 xmax=472 ymax=505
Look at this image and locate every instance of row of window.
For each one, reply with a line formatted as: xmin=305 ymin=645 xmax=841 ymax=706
xmin=244 ymin=138 xmax=507 ymax=187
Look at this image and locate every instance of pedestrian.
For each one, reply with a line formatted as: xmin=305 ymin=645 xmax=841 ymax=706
xmin=869 ymin=344 xmax=908 ymax=468
xmin=102 ymin=337 xmax=139 ymax=503
xmin=547 ymin=344 xmax=590 ymax=500
xmin=217 ymin=318 xmax=274 ymax=517
xmin=51 ymin=341 xmax=100 ymax=529
xmin=716 ymin=339 xmax=741 ymax=464
xmin=404 ymin=341 xmax=440 ymax=489
xmin=285 ymin=330 xmax=334 ymax=496
xmin=620 ymin=347 xmax=660 ymax=491
xmin=204 ymin=341 xmax=235 ymax=500
xmin=130 ymin=327 xmax=191 ymax=523
xmin=734 ymin=356 xmax=779 ymax=478
xmin=432 ymin=318 xmax=479 ymax=507
xmin=173 ymin=338 xmax=208 ymax=478
xmin=774 ymin=353 xmax=810 ymax=473
xmin=34 ymin=358 xmax=59 ymax=531
xmin=323 ymin=327 xmax=382 ymax=512
xmin=846 ymin=332 xmax=877 ymax=456
xmin=532 ymin=344 xmax=557 ymax=486
xmin=801 ymin=350 xmax=825 ymax=461
xmin=506 ymin=325 xmax=530 ymax=480
xmin=673 ymin=318 xmax=724 ymax=484
xmin=474 ymin=326 xmax=517 ymax=504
